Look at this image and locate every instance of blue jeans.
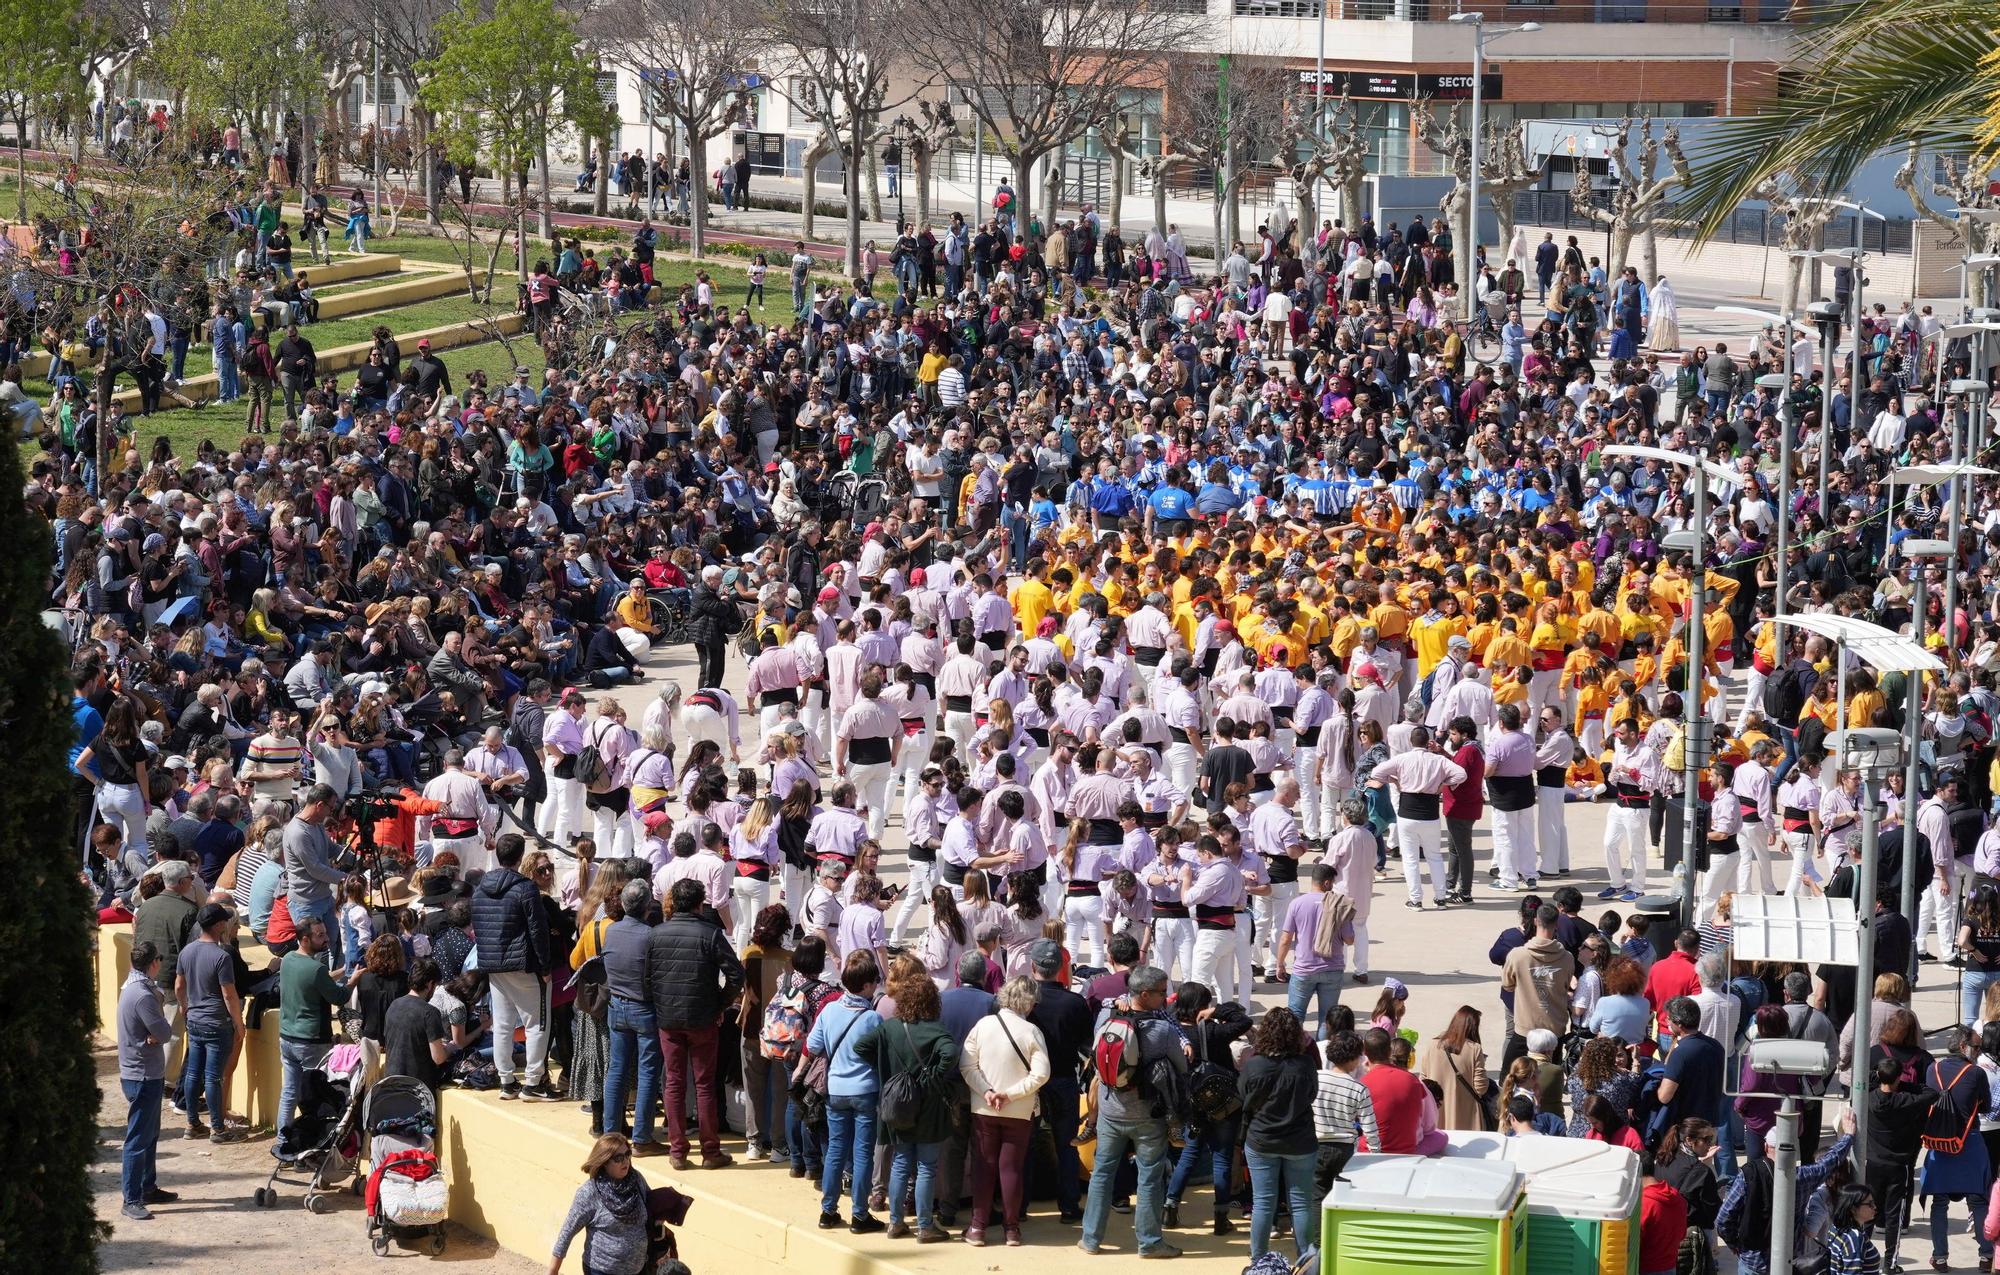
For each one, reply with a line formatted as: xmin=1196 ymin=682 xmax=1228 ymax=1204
xmin=1247 ymin=1148 xmax=1320 ymax=1260
xmin=1966 ymin=969 xmax=2000 ymax=1027
xmin=1289 ymin=969 xmax=1344 ymax=1035
xmin=180 ymin=1022 xmax=231 ymax=1126
xmin=787 ymin=1094 xmax=822 ymax=1174
xmin=215 ymin=353 xmax=239 ymax=401
xmin=278 ymin=1037 xmax=330 ymax=1137
xmin=821 ymin=1093 xmax=879 ymax=1217
xmin=1168 ymin=1116 xmax=1238 ymax=1219
xmin=1082 ymin=1114 xmax=1170 ymax=1252
xmin=122 ymin=1075 xmax=163 ymax=1204
xmin=604 ymin=997 xmax=662 ymax=1142
xmin=1934 ymin=1187 xmax=1993 ymax=1260
xmin=887 ymin=1140 xmax=942 ymax=1228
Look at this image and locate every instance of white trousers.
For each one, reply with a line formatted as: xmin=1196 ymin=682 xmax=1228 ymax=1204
xmin=1295 ymin=748 xmax=1323 ymax=840
xmin=731 ymin=875 xmax=771 ymax=952
xmin=941 ymin=711 xmax=977 ymax=765
xmin=1735 ymin=668 xmax=1768 ymax=734
xmin=681 ymin=704 xmax=731 ymax=761
xmin=1491 ymin=806 xmax=1538 ymax=889
xmin=1603 ymin=804 xmax=1650 ymax=894
xmin=1252 ymin=879 xmax=1299 ymax=966
xmin=1528 ymin=669 xmax=1561 ymax=719
xmin=849 ymin=760 xmax=893 ymax=842
xmin=488 ymin=970 xmax=549 ymax=1086
xmin=1231 ymin=911 xmax=1256 ymax=1004
xmin=1190 ymin=928 xmax=1235 ymax=1002
xmin=1398 ymin=817 xmax=1448 ymax=904
xmin=1065 ymin=893 xmax=1106 ymax=967
xmin=1782 ymin=829 xmax=1822 ymax=895
xmin=1152 ymin=917 xmax=1195 ymax=984
xmin=1165 ymin=743 xmax=1199 ymax=803
xmin=1348 ymin=913 xmax=1371 ymax=975
xmin=1699 ymin=849 xmax=1740 ymax=919
xmin=781 ymin=864 xmax=810 ymax=926
xmin=757 ymin=701 xmax=790 ymax=738
xmin=890 ymin=858 xmax=937 ymax=941
xmin=592 ymin=805 xmax=634 ymax=860
xmin=895 ymin=727 xmax=932 ymax=813
xmin=1918 ymin=861 xmax=1970 ymax=961
xmin=1537 ymin=787 xmax=1570 ymax=873
xmin=544 ymin=775 xmax=585 ymax=843
xmin=1736 ymin=820 xmax=1776 ymax=895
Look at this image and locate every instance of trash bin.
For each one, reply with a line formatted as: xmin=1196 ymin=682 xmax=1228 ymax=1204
xmin=1322 ymin=1154 xmax=1528 ymax=1275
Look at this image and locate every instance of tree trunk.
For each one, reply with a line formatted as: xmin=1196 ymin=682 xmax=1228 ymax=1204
xmin=15 ymin=133 xmax=25 ymax=224
xmin=1014 ymin=144 xmax=1042 ymax=236
xmin=1044 ymin=159 xmax=1061 ymax=231
xmin=1782 ymin=254 xmax=1806 ymax=316
xmin=1108 ymin=147 xmax=1126 ymax=230
xmin=1151 ymin=168 xmax=1168 ymax=243
xmin=845 ymin=130 xmax=864 ymax=274
xmin=1221 ymin=148 xmax=1237 ymax=249
xmin=914 ymin=145 xmax=932 ymax=227
xmin=802 ymin=131 xmax=832 ymax=242
xmin=1639 ymin=226 xmax=1659 ymax=288
xmin=1495 ymin=203 xmax=1518 ymax=268
xmin=688 ymin=126 xmax=709 ymax=259
xmin=1295 ymin=173 xmax=1315 ymax=244
xmin=863 ymin=129 xmax=882 ymax=223
xmin=536 ymin=138 xmax=553 ymax=238
xmin=1607 ymin=223 xmax=1632 ymax=285
xmin=1209 ymin=185 xmax=1225 ymax=278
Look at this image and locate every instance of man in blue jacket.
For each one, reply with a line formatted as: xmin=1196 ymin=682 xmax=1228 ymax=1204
xmin=471 ymin=832 xmax=553 ymax=1100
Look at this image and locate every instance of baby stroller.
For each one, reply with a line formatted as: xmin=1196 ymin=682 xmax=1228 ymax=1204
xmin=363 ymin=1075 xmax=448 ymax=1257
xmin=253 ymin=1044 xmax=365 ymax=1212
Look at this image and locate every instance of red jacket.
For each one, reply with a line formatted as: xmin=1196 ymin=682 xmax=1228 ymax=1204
xmin=1639 ymin=1179 xmax=1689 ymax=1275
xmin=1442 ymin=742 xmax=1485 ymax=821
xmin=1359 ymin=1063 xmax=1425 ymax=1154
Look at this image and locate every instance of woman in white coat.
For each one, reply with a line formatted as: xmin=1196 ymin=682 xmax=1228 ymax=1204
xmin=1649 ymin=275 xmax=1682 ymax=351
xmin=956 ymin=975 xmax=1050 ymax=1247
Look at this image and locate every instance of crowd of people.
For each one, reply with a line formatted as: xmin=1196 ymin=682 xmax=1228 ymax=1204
xmin=43 ymin=146 xmax=2000 ymax=1274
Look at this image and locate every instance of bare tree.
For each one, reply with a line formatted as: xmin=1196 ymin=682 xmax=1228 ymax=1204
xmin=797 ymin=122 xmax=838 ymax=243
xmin=1897 ymin=147 xmax=2000 ymax=307
xmin=1565 ymin=117 xmax=1689 ymax=283
xmin=1110 ymin=112 xmax=1193 ymax=243
xmin=588 ymin=0 xmax=761 ymax=259
xmin=904 ymin=0 xmax=1207 ymax=236
xmin=765 ymin=0 xmax=918 ymax=274
xmin=1413 ymin=103 xmax=1542 ymax=271
xmin=1281 ymin=89 xmax=1369 ymax=239
xmin=1157 ymin=55 xmax=1290 ymax=264
xmin=902 ymin=97 xmax=958 ymax=228
xmin=1751 ymin=173 xmax=1843 ymax=313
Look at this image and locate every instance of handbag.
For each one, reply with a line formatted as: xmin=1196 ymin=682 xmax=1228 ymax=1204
xmin=1452 ymin=1052 xmax=1498 ymax=1132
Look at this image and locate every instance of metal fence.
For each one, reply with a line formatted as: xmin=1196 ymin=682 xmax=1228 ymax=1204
xmin=1510 ymin=190 xmax=1916 ymax=255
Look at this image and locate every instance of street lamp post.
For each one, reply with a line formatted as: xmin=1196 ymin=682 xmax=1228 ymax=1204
xmin=1946 ymin=375 xmax=1994 ymax=652
xmin=1446 ymin=13 xmax=1537 ymax=285
xmin=1896 ymin=537 xmax=1950 ymax=951
xmin=1605 ymin=445 xmax=1736 ymax=924
xmin=1720 ymin=304 xmax=1810 ymax=620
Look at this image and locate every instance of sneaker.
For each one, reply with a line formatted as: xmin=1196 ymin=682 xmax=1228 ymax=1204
xmin=818 ymin=1211 xmax=843 ymax=1230
xmin=1351 ymin=972 xmax=1371 ymax=984
xmin=1214 ymin=1216 xmax=1235 ymax=1235
xmin=1076 ymin=1240 xmax=1098 ymax=1254
xmin=1404 ymin=900 xmax=1425 ymax=911
xmin=916 ymin=1226 xmax=952 ymax=1243
xmin=1163 ymin=1202 xmax=1181 ymax=1229
xmin=1140 ymin=1243 xmax=1184 ymax=1259
xmin=1524 ymin=880 xmax=1539 ymax=890
xmin=700 ymin=1153 xmax=734 ymax=1170
xmin=143 ymin=1189 xmax=179 ymax=1204
xmin=1596 ymin=888 xmax=1620 ymax=900
xmin=1112 ymin=1198 xmax=1133 ymax=1214
xmin=121 ymin=1203 xmax=154 ymax=1221
xmin=521 ymin=1081 xmax=561 ymax=1102
xmin=499 ymin=1083 xmax=522 ymax=1101
xmin=631 ymin=1141 xmax=669 ymax=1158
xmin=789 ymin=1163 xmax=808 ymax=1179
xmin=850 ymin=1213 xmax=886 ymax=1234
xmin=1619 ymin=890 xmax=1642 ymax=903
xmin=212 ymin=1127 xmax=248 ymax=1144
xmin=668 ymin=1155 xmax=694 ymax=1172
xmin=186 ymin=1122 xmax=211 ymax=1140
xmin=1005 ymin=1226 xmax=1023 ymax=1247
xmin=746 ymin=1145 xmax=767 ymax=1162
xmin=770 ymin=1147 xmax=790 ymax=1163
xmin=966 ymin=1228 xmax=989 ymax=1247
xmin=886 ymin=1221 xmax=912 ymax=1239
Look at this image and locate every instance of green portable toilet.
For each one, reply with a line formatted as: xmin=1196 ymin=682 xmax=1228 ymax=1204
xmin=1322 ymin=1154 xmax=1529 ymax=1275
xmin=1428 ymin=1133 xmax=1644 ymax=1275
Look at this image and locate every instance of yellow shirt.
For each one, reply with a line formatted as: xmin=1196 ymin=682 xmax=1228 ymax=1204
xmin=1010 ymin=578 xmax=1055 ymax=638
xmin=1848 ymin=689 xmax=1886 ymax=730
xmin=1369 ymin=601 xmax=1412 ymax=643
xmin=616 ymin=593 xmax=657 ymax=636
xmin=1485 ymin=632 xmax=1533 ymax=671
xmin=1330 ymin=615 xmax=1363 ymax=660
xmin=1409 ymin=613 xmax=1465 ymax=678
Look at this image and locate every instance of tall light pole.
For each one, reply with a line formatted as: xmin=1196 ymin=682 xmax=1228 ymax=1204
xmin=1606 ymin=445 xmax=1737 ymax=923
xmin=1895 ymin=537 xmax=1950 ymax=952
xmin=1946 ymin=374 xmax=1995 ymax=654
xmin=1446 ymin=13 xmax=1537 ymax=285
xmin=1718 ymin=306 xmax=1810 ymax=618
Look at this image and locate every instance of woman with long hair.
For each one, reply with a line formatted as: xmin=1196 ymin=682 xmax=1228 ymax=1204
xmin=548 ymin=1133 xmax=653 ymax=1275
xmin=570 ymin=860 xmax=635 ymax=1137
xmin=1655 ymin=1117 xmax=1722 ymax=1230
xmin=729 ymin=795 xmax=782 ymax=952
xmin=1958 ymin=883 xmax=2000 ymax=1028
xmin=1240 ymin=1007 xmax=1321 ymax=1261
xmin=76 ymin=695 xmax=152 ymax=855
xmin=1166 ymin=982 xmax=1251 ymax=1234
xmin=916 ymin=885 xmax=968 ymax=990
xmin=1565 ymin=1035 xmax=1644 ymax=1139
xmin=740 ymin=903 xmax=793 ymax=1164
xmin=1418 ymin=1005 xmax=1492 ymax=1132
xmin=854 ymin=966 xmax=958 ymax=1241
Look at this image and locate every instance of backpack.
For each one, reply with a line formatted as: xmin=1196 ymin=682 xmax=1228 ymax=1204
xmin=1094 ymin=1010 xmax=1143 ymax=1091
xmin=761 ymin=974 xmax=837 ymax=1060
xmin=1185 ymin=1022 xmax=1243 ymax=1126
xmin=1922 ymin=1058 xmax=1980 ymax=1155
xmin=1763 ymin=663 xmax=1815 ymax=728
xmin=573 ymin=728 xmax=610 ymax=791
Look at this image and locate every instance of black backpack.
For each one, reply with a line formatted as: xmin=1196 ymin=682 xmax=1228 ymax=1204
xmin=1763 ymin=663 xmax=1815 ymax=727
xmin=877 ymin=1023 xmax=940 ymax=1133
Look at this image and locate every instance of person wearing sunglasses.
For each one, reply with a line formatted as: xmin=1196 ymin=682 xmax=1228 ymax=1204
xmin=549 ymin=1132 xmax=653 ymax=1275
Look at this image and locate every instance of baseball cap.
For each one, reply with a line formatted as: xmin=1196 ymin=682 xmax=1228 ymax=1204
xmin=196 ymin=901 xmax=234 ymax=930
xmin=1028 ymin=938 xmax=1064 ymax=976
xmin=817 ymin=586 xmax=840 ymax=604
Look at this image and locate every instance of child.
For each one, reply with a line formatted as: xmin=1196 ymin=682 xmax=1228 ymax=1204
xmin=1314 ymin=1030 xmax=1380 ymax=1195
xmin=746 ymin=252 xmax=767 ymax=308
xmin=338 ymin=875 xmax=374 ymax=970
xmin=398 ymin=906 xmax=431 ymax=961
xmin=1619 ymin=912 xmax=1656 ymax=969
xmin=1566 ymin=745 xmax=1605 ymax=800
